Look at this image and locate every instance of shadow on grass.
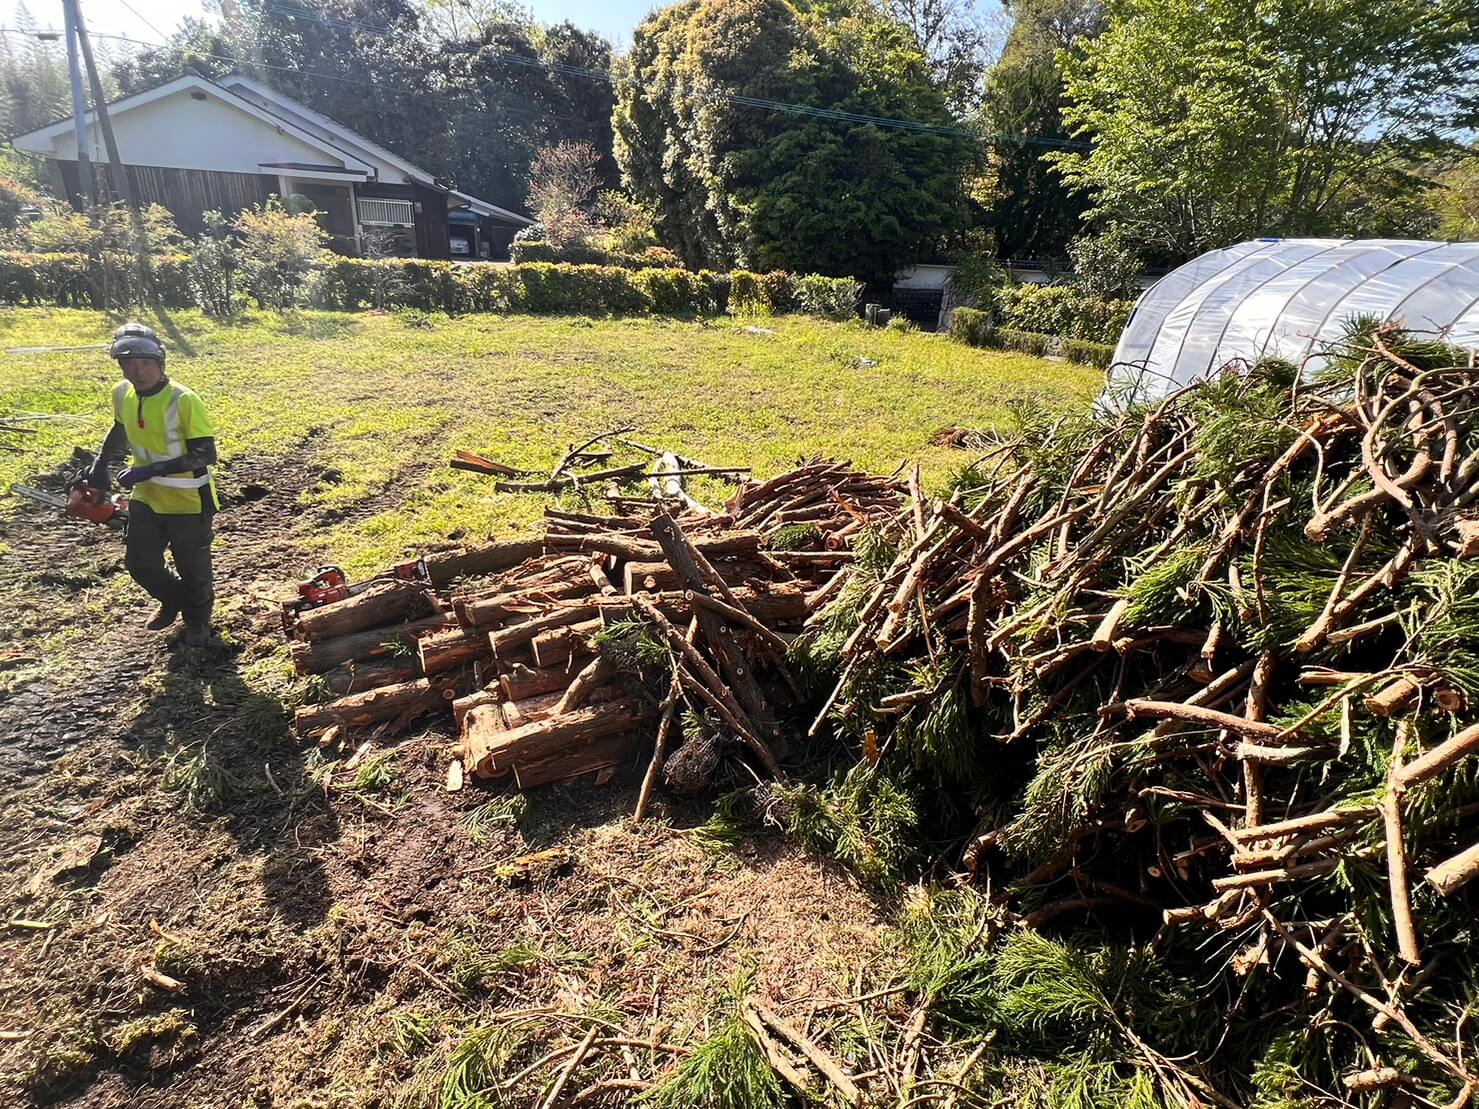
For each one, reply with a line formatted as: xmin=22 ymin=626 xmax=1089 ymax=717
xmin=124 ymin=639 xmax=336 ymax=927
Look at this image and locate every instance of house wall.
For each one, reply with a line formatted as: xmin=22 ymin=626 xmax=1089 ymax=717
xmin=412 ymin=183 xmax=450 ymax=261
xmin=56 ymin=160 xmax=277 ymax=234
xmin=50 ymin=91 xmax=339 ymax=175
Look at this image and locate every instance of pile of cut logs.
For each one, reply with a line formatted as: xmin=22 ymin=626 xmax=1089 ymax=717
xmin=282 ymin=458 xmax=903 ymax=798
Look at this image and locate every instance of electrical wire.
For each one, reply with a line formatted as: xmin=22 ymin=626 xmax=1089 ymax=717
xmin=2 ymin=12 xmax=1090 ymax=151
xmin=0 ymin=26 xmax=602 ymax=132
xmin=254 ymin=0 xmax=1089 ymax=149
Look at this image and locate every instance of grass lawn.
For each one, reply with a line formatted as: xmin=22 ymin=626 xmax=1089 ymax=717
xmin=0 ymin=307 xmax=1098 ymax=573
xmin=0 ymin=307 xmax=1099 ymax=1107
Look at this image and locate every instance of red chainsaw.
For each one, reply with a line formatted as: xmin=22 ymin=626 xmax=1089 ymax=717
xmin=10 ymin=481 xmax=129 ymax=529
xmin=292 ymin=558 xmax=429 ymax=610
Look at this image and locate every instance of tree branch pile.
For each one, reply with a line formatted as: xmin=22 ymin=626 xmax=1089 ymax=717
xmin=281 ymin=456 xmax=903 ymax=800
xmin=797 ymin=326 xmax=1479 ymax=1098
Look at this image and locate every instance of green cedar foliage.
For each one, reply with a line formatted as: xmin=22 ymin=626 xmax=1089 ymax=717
xmin=612 ymin=0 xmax=972 ymax=283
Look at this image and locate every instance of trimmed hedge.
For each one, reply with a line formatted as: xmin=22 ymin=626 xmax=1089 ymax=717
xmin=0 ymin=251 xmax=192 ymax=309
xmin=0 ymin=252 xmax=861 ymax=321
xmin=996 ymin=284 xmax=1134 ymax=345
xmin=994 ymin=327 xmax=1053 ymax=358
xmin=948 ymin=307 xmax=1116 ymax=369
xmin=509 ymin=240 xmax=684 ymax=270
xmin=1061 ymin=337 xmax=1115 ymax=369
xmin=948 ymin=306 xmax=992 ymax=346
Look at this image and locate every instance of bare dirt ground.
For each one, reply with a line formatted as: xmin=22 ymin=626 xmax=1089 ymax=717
xmin=0 ymin=453 xmax=902 ymax=1108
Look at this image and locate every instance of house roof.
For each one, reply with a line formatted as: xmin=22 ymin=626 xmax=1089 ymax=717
xmin=10 ymin=73 xmax=531 ymax=224
xmin=448 ymin=188 xmax=533 ymax=226
xmin=12 ymin=74 xmax=374 ymax=175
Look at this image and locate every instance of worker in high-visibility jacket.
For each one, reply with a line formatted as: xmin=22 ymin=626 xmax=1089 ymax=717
xmin=86 ymin=323 xmax=219 ymax=646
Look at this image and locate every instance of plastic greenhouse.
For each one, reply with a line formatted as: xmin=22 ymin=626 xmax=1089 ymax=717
xmin=1108 ymin=239 xmax=1479 ymax=400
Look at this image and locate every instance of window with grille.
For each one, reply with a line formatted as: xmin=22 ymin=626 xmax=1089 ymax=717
xmin=358 ymin=198 xmax=415 ymax=227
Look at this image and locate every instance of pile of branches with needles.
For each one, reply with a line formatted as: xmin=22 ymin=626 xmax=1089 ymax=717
xmin=792 ymin=323 xmax=1479 ymax=1104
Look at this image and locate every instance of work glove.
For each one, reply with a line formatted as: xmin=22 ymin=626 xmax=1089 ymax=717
xmin=118 ymin=462 xmax=164 ymax=489
xmin=83 ymin=461 xmax=111 ymax=490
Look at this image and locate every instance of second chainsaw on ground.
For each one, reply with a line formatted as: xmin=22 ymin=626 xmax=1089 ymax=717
xmin=284 ymin=559 xmax=430 ymax=627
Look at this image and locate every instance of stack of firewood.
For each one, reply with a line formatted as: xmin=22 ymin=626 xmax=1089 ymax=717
xmin=281 ymin=458 xmax=903 ymax=798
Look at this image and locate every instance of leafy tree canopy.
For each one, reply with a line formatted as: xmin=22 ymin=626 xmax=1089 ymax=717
xmin=613 ymin=0 xmax=973 ymax=282
xmin=974 ymin=0 xmax=1104 ymax=260
xmin=1054 ymin=0 xmax=1479 ymax=260
xmin=106 ymin=0 xmax=615 ymax=213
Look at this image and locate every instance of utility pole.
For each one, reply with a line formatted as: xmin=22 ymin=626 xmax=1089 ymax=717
xmin=66 ymin=0 xmax=154 ymax=314
xmin=65 ymin=0 xmax=139 ymax=213
xmin=60 ymin=0 xmax=93 ymax=205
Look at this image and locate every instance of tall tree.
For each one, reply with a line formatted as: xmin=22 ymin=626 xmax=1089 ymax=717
xmin=878 ymin=0 xmax=996 ymax=113
xmin=437 ymin=17 xmax=615 ymax=209
xmin=975 ymin=0 xmax=1103 ymax=260
xmin=112 ymin=18 xmax=242 ymax=93
xmin=1431 ymin=152 xmax=1479 ymax=241
xmin=1054 ymin=0 xmax=1479 ymax=260
xmin=614 ymin=0 xmax=971 ymax=281
xmin=0 ymin=4 xmax=82 ymax=139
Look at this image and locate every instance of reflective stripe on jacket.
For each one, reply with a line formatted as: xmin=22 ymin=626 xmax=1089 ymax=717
xmin=111 ymin=379 xmax=220 ymax=514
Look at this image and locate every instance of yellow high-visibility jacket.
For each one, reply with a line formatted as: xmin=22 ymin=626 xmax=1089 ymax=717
xmin=111 ymin=379 xmax=220 ymax=514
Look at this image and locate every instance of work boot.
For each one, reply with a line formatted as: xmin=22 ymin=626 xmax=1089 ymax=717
xmin=183 ymin=623 xmax=212 ymax=647
xmin=146 ymin=604 xmax=179 ymax=631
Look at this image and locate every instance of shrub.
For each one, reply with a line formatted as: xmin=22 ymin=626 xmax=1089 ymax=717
xmin=512 ymin=239 xmax=688 ymax=270
xmin=633 ymin=245 xmax=681 ymax=269
xmin=794 ymin=273 xmax=861 ymax=321
xmin=0 ymin=251 xmax=91 ymax=306
xmin=634 ymin=267 xmax=716 ymax=315
xmin=1061 ymin=337 xmax=1116 ymax=369
xmin=996 ymin=284 xmax=1134 ymax=344
xmin=729 ymin=270 xmax=768 ymax=316
xmin=526 ymin=141 xmax=601 ymax=249
xmin=949 ymin=252 xmax=1008 ymax=310
xmin=948 ymin=306 xmax=993 ymax=346
xmin=0 ymin=175 xmax=46 ymax=230
xmin=510 ymin=238 xmax=605 ymax=265
xmin=188 ymin=211 xmax=237 ymax=318
xmin=234 ymin=199 xmax=328 ymax=310
xmin=1068 ymin=224 xmax=1142 ymax=301
xmin=995 ymin=328 xmax=1054 ymax=357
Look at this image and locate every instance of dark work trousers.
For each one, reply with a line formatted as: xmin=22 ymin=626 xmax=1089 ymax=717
xmin=125 ymin=501 xmax=214 ymax=627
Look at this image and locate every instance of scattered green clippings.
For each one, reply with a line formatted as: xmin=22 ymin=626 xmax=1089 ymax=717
xmin=350 ymin=751 xmax=397 ymax=793
xmin=640 ymin=974 xmax=783 ymax=1109
xmin=461 ymin=795 xmax=529 ymax=845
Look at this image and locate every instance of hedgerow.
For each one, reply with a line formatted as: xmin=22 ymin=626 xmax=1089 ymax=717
xmin=0 ymin=252 xmax=860 ymax=321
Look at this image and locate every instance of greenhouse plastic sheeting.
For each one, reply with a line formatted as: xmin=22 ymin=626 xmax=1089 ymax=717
xmin=1108 ymin=238 xmax=1479 ymax=401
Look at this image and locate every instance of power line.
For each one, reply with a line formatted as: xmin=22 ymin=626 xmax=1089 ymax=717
xmin=2 ymin=13 xmax=1090 ymax=152
xmin=255 ymin=0 xmax=1089 ymax=150
xmin=115 ymin=0 xmax=171 ymax=44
